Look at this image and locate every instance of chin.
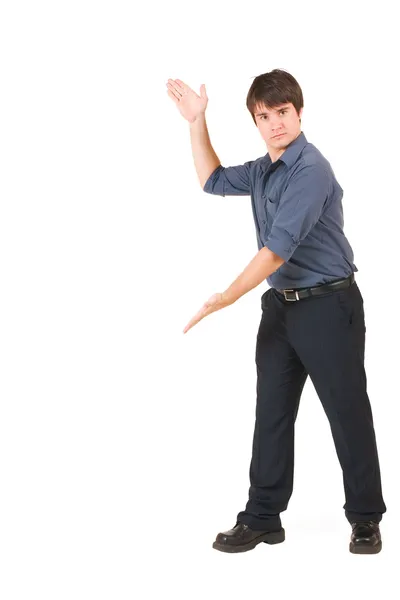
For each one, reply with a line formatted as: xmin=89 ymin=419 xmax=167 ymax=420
xmin=273 ymin=139 xmax=289 ymax=149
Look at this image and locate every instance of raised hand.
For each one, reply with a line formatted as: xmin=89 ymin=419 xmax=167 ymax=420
xmin=166 ymin=78 xmax=208 ymax=123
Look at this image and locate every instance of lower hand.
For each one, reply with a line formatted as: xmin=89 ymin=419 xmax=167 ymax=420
xmin=183 ymin=292 xmax=231 ymax=334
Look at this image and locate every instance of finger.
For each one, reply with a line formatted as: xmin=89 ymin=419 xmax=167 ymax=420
xmin=175 ymin=79 xmax=187 ymax=92
xmin=183 ymin=318 xmax=195 ymax=334
xmin=183 ymin=304 xmax=211 ymax=333
xmin=167 ymin=82 xmax=182 ymax=100
xmin=183 ymin=313 xmax=202 ymax=334
xmin=167 ymin=88 xmax=180 ymax=104
xmin=174 ymin=79 xmax=191 ymax=99
xmin=183 ymin=322 xmax=193 ymax=334
xmin=167 ymin=79 xmax=186 ymax=96
xmin=183 ymin=314 xmax=203 ymax=333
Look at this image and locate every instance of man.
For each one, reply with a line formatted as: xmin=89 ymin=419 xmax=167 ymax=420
xmin=166 ymin=69 xmax=386 ymax=554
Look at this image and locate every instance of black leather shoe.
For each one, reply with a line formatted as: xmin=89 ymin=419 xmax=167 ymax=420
xmin=349 ymin=521 xmax=382 ymax=554
xmin=212 ymin=522 xmax=285 ymax=553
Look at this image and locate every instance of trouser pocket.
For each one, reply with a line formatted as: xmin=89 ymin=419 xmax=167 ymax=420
xmin=335 ymin=283 xmax=366 ymax=331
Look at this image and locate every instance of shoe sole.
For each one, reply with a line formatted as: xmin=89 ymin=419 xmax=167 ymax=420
xmin=212 ymin=528 xmax=285 ymax=553
xmin=349 ymin=540 xmax=382 ymax=554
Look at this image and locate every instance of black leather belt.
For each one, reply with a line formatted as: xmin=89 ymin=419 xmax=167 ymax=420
xmin=276 ymin=273 xmax=355 ymax=301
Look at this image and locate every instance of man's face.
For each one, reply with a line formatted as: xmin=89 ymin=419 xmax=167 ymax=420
xmin=254 ymin=102 xmax=303 ymax=153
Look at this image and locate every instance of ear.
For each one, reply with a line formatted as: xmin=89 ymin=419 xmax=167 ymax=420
xmin=298 ymin=107 xmax=303 ymax=121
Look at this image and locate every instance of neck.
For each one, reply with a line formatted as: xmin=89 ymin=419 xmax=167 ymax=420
xmin=269 ymin=148 xmax=286 ymax=163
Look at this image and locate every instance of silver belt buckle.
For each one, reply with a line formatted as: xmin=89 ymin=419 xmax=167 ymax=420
xmin=283 ymin=289 xmax=300 ymax=301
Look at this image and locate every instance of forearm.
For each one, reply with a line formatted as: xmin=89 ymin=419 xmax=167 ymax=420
xmin=222 ymin=247 xmax=285 ymax=305
xmin=189 ymin=113 xmax=221 ymax=188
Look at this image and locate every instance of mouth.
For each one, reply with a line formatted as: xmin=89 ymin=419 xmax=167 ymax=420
xmin=272 ymin=133 xmax=285 ymax=139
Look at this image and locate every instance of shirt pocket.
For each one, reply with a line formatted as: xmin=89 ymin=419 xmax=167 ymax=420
xmin=265 ymin=191 xmax=280 ymax=224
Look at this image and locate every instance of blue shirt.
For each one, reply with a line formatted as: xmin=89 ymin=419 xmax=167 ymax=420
xmin=203 ymin=131 xmax=357 ymax=289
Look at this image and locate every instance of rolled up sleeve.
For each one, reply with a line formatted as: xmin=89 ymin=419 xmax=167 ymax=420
xmin=265 ymin=164 xmax=331 ymax=261
xmin=203 ymin=161 xmax=254 ymax=196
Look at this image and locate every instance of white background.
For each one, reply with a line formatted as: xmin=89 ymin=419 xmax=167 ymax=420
xmin=0 ymin=1 xmax=398 ymax=598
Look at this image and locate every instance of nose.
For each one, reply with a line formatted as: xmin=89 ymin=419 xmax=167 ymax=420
xmin=271 ymin=117 xmax=283 ymax=131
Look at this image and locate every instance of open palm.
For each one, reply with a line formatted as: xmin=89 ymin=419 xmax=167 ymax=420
xmin=166 ymin=79 xmax=208 ymax=123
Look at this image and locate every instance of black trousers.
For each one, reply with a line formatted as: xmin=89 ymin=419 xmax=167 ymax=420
xmin=236 ymin=280 xmax=386 ymax=531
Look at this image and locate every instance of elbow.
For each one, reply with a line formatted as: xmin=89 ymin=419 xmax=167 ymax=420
xmin=263 ymin=245 xmax=286 ymax=269
xmin=202 ymin=164 xmax=223 ymax=194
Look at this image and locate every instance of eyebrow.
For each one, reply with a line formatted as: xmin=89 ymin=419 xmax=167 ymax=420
xmin=255 ymin=105 xmax=291 ymax=117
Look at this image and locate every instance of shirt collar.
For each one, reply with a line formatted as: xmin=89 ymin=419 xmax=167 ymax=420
xmin=260 ymin=131 xmax=308 ymax=172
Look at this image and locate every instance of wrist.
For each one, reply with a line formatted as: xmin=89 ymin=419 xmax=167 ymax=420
xmin=221 ymin=289 xmax=237 ymax=306
xmin=190 ymin=112 xmax=206 ymax=127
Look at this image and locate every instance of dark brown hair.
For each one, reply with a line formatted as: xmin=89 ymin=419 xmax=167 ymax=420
xmin=246 ymin=69 xmax=304 ymax=125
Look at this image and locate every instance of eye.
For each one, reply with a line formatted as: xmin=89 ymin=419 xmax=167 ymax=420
xmin=259 ymin=110 xmax=287 ymax=121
